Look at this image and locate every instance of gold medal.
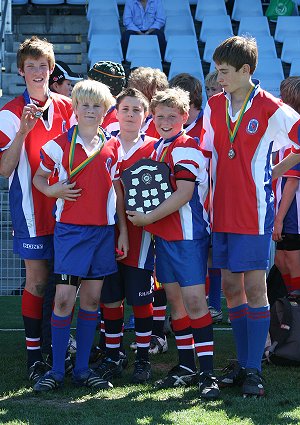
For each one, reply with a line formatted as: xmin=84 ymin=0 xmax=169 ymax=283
xmin=228 ymin=147 xmax=236 ymax=159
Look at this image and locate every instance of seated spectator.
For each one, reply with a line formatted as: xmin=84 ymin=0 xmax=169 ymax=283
xmin=49 ymin=60 xmax=82 ymax=98
xmin=121 ymin=0 xmax=167 ymax=59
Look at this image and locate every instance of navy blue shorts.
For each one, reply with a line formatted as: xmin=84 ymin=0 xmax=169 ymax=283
xmin=101 ymin=263 xmax=153 ymax=306
xmin=13 ymin=235 xmax=54 ymax=260
xmin=212 ymin=232 xmax=272 ymax=272
xmin=54 ymin=223 xmax=117 ymax=278
xmin=155 ymin=236 xmax=209 ymax=287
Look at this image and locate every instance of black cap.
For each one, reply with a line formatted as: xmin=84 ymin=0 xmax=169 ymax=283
xmin=49 ymin=60 xmax=83 ymax=86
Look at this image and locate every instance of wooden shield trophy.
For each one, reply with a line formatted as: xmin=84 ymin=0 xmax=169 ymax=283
xmin=121 ymin=158 xmax=173 ymax=213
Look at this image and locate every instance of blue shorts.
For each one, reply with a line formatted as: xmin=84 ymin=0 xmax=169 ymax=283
xmin=13 ymin=235 xmax=54 ymax=260
xmin=155 ymin=236 xmax=209 ymax=287
xmin=212 ymin=232 xmax=272 ymax=272
xmin=54 ymin=223 xmax=117 ymax=279
xmin=101 ymin=263 xmax=153 ymax=306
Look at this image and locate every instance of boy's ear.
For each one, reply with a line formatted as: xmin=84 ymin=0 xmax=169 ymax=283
xmin=182 ymin=111 xmax=189 ymax=124
xmin=242 ymin=64 xmax=251 ymax=74
xmin=18 ymin=68 xmax=25 ymax=77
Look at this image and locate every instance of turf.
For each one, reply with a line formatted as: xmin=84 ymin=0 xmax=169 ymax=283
xmin=0 ymin=296 xmax=299 ymax=425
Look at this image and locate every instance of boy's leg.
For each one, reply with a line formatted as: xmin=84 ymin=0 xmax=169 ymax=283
xmin=22 ymin=259 xmax=49 ymax=380
xmin=150 ymin=286 xmax=168 ymax=354
xmin=284 ymin=250 xmax=300 ymax=291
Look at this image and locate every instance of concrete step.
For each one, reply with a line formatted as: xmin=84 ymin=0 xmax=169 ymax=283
xmin=12 ymin=40 xmax=87 ymax=54
xmin=11 ymin=61 xmax=87 ymax=74
xmin=15 ymin=34 xmax=87 ymax=44
xmin=2 ymin=73 xmax=26 ymax=95
xmin=14 ymin=15 xmax=88 ymax=35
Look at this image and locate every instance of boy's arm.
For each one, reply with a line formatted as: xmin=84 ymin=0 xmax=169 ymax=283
xmin=273 ymin=177 xmax=299 ymax=241
xmin=127 ymin=179 xmax=195 ymax=226
xmin=272 ymin=152 xmax=300 ymax=180
xmin=0 ymin=104 xmax=41 ymax=178
xmin=113 ymin=179 xmax=129 ymax=259
xmin=33 ymin=166 xmax=81 ymax=201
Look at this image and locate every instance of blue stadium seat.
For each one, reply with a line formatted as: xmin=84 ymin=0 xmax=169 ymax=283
xmin=12 ymin=0 xmax=29 ymax=4
xmin=199 ymin=15 xmax=233 ymax=42
xmin=168 ymin=56 xmax=204 ymax=81
xmin=232 ymin=0 xmax=263 ymax=21
xmin=165 ymin=15 xmax=196 ymax=40
xmin=238 ymin=16 xmax=271 ymax=38
xmin=126 ymin=35 xmax=161 ymax=63
xmin=274 ymin=16 xmax=300 ymax=43
xmin=259 ymin=78 xmax=282 ymax=98
xmin=88 ymin=14 xmax=121 ymax=41
xmin=281 ymin=36 xmax=300 ymax=63
xmin=253 ymin=58 xmax=284 ymax=82
xmin=88 ymin=34 xmax=123 ymax=64
xmin=255 ymin=35 xmax=277 ymax=59
xmin=195 ymin=0 xmax=227 ymax=22
xmin=203 ymin=35 xmax=227 ymax=63
xmin=290 ymin=58 xmax=300 ymax=76
xmin=66 ymin=0 xmax=86 ymax=4
xmin=162 ymin=0 xmax=191 ymax=17
xmin=165 ymin=35 xmax=200 ymax=62
xmin=31 ymin=0 xmax=64 ymax=3
xmin=87 ymin=0 xmax=119 ymax=21
xmin=130 ymin=57 xmax=163 ymax=71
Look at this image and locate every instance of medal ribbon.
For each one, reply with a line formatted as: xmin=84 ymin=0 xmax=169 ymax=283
xmin=159 ymin=130 xmax=184 ymax=162
xmin=226 ymin=85 xmax=255 ymax=144
xmin=68 ymin=125 xmax=105 ymax=179
xmin=23 ymin=89 xmax=53 ymax=116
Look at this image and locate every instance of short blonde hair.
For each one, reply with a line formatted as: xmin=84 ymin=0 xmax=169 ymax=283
xmin=150 ymin=87 xmax=190 ymax=115
xmin=17 ymin=36 xmax=55 ymax=71
xmin=205 ymin=70 xmax=218 ymax=87
xmin=280 ymin=76 xmax=300 ymax=114
xmin=128 ymin=67 xmax=169 ymax=102
xmin=72 ymin=79 xmax=115 ymax=113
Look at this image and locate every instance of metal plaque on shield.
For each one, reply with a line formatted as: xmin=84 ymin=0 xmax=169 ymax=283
xmin=121 ymin=158 xmax=173 ymax=213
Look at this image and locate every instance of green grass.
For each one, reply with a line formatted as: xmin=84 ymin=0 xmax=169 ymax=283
xmin=0 ymin=296 xmax=299 ymax=425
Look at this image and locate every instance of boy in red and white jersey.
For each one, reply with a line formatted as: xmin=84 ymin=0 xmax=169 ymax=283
xmin=98 ymin=87 xmax=156 ymax=384
xmin=0 ymin=36 xmax=74 ymax=383
xmin=128 ymin=87 xmax=219 ymax=400
xmin=32 ymin=79 xmax=128 ymax=392
xmin=200 ymin=36 xmax=300 ymax=397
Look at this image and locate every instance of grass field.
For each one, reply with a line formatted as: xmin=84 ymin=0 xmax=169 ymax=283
xmin=0 ymin=296 xmax=299 ymax=425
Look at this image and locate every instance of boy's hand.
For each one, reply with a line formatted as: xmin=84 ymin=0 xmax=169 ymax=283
xmin=272 ymin=218 xmax=283 ymax=242
xmin=126 ymin=210 xmax=152 ymax=227
xmin=116 ymin=230 xmax=129 ymax=260
xmin=47 ymin=179 xmax=82 ymax=201
xmin=19 ymin=104 xmax=43 ymax=135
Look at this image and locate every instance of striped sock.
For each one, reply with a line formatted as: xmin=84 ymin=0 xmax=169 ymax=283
xmin=290 ymin=276 xmax=300 ymax=292
xmin=172 ymin=315 xmax=196 ymax=372
xmin=74 ymin=308 xmax=98 ymax=376
xmin=133 ymin=303 xmax=153 ymax=361
xmin=22 ymin=289 xmax=44 ymax=368
xmin=103 ymin=305 xmax=123 ymax=361
xmin=247 ymin=305 xmax=270 ymax=372
xmin=152 ymin=288 xmax=167 ymax=338
xmin=51 ymin=312 xmax=72 ymax=378
xmin=229 ymin=304 xmax=248 ymax=368
xmin=191 ymin=313 xmax=214 ymax=373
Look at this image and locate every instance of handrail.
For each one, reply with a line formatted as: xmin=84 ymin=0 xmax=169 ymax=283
xmin=0 ymin=0 xmax=10 ymax=93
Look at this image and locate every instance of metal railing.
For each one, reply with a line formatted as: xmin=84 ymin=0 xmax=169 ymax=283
xmin=0 ymin=0 xmax=11 ymax=93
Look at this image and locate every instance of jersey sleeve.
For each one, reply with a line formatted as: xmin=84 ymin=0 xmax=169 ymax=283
xmin=270 ymin=102 xmax=300 ymax=152
xmin=0 ymin=108 xmax=21 ymax=156
xmin=40 ymin=139 xmax=62 ymax=173
xmin=172 ymin=137 xmax=205 ymax=181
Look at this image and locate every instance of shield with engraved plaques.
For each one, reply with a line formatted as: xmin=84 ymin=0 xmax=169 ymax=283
xmin=121 ymin=158 xmax=173 ymax=213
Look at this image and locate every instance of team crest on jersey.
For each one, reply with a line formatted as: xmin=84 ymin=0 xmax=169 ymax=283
xmin=247 ymin=119 xmax=259 ymax=134
xmin=106 ymin=157 xmax=112 ymax=172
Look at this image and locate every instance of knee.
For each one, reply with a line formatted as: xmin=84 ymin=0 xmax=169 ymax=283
xmin=54 ymin=293 xmax=72 ymax=315
xmin=222 ymin=279 xmax=243 ymax=301
xmin=81 ymin=296 xmax=99 ymax=311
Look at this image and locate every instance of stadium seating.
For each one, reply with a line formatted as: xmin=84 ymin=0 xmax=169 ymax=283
xmin=126 ymin=35 xmax=161 ymax=63
xmin=31 ymin=0 xmax=64 ymax=4
xmin=255 ymin=35 xmax=277 ymax=59
xmin=12 ymin=0 xmax=28 ymax=4
xmin=130 ymin=57 xmax=163 ymax=71
xmin=88 ymin=14 xmax=121 ymax=41
xmin=281 ymin=36 xmax=300 ymax=64
xmin=162 ymin=0 xmax=191 ymax=17
xmin=199 ymin=15 xmax=233 ymax=43
xmin=195 ymin=0 xmax=227 ymax=22
xmin=231 ymin=0 xmax=263 ymax=21
xmin=88 ymin=34 xmax=123 ymax=64
xmin=87 ymin=0 xmax=119 ymax=21
xmin=253 ymin=58 xmax=284 ymax=82
xmin=274 ymin=16 xmax=300 ymax=43
xmin=168 ymin=56 xmax=204 ymax=81
xmin=66 ymin=0 xmax=86 ymax=4
xmin=164 ymin=15 xmax=196 ymax=40
xmin=164 ymin=35 xmax=200 ymax=62
xmin=238 ymin=16 xmax=271 ymax=38
xmin=203 ymin=35 xmax=228 ymax=63
xmin=290 ymin=58 xmax=300 ymax=76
